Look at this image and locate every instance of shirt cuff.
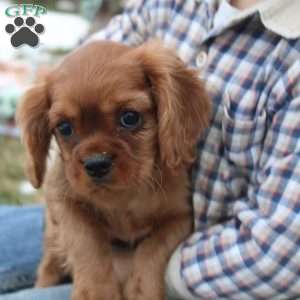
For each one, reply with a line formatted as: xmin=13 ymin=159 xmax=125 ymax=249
xmin=165 ymin=245 xmax=198 ymax=300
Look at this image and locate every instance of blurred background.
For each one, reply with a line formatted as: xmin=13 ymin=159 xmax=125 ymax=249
xmin=0 ymin=0 xmax=122 ymax=204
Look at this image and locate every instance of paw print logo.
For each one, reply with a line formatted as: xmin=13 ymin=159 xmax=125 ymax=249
xmin=5 ymin=16 xmax=45 ymax=48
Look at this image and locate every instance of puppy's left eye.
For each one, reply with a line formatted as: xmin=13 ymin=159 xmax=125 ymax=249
xmin=57 ymin=121 xmax=73 ymax=137
xmin=120 ymin=111 xmax=141 ymax=129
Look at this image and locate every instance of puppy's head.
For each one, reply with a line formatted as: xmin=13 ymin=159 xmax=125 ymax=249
xmin=17 ymin=41 xmax=210 ymax=196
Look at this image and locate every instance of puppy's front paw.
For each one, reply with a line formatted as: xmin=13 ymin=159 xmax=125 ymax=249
xmin=35 ymin=264 xmax=63 ymax=288
xmin=35 ymin=273 xmax=61 ymax=288
xmin=124 ymin=274 xmax=164 ymax=300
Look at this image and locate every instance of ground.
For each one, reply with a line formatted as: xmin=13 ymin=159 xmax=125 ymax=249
xmin=0 ymin=136 xmax=41 ymax=204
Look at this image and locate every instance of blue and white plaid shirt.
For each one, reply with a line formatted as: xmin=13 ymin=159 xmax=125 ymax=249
xmin=91 ymin=0 xmax=300 ymax=299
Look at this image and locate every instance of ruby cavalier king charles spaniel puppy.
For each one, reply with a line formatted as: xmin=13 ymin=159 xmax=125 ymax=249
xmin=17 ymin=41 xmax=210 ymax=300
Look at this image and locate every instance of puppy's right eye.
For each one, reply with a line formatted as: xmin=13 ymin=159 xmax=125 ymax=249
xmin=120 ymin=111 xmax=141 ymax=129
xmin=57 ymin=122 xmax=73 ymax=137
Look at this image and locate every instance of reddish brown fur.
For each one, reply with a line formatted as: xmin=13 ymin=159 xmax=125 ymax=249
xmin=16 ymin=41 xmax=210 ymax=300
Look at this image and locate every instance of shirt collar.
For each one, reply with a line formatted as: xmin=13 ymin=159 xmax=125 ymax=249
xmin=258 ymin=0 xmax=300 ymax=39
xmin=203 ymin=0 xmax=300 ymax=39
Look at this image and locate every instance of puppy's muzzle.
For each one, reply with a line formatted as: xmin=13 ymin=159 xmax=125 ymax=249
xmin=83 ymin=154 xmax=112 ymax=180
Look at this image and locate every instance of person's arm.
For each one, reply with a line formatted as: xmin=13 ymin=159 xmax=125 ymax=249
xmin=166 ymin=62 xmax=300 ymax=300
xmin=89 ymin=0 xmax=163 ymax=46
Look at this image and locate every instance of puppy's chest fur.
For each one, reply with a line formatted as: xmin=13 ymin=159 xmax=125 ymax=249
xmin=48 ymin=185 xmax=155 ymax=245
xmin=100 ymin=206 xmax=154 ymax=244
xmin=45 ymin=156 xmax=185 ymax=246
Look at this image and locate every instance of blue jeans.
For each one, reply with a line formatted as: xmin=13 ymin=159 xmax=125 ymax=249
xmin=0 ymin=205 xmax=71 ymax=300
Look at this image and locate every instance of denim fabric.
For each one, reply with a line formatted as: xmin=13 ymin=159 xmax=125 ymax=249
xmin=0 ymin=285 xmax=71 ymax=300
xmin=0 ymin=205 xmax=44 ymax=294
xmin=0 ymin=205 xmax=72 ymax=300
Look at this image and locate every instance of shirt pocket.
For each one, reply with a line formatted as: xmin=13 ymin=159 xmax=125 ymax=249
xmin=222 ymin=96 xmax=267 ymax=172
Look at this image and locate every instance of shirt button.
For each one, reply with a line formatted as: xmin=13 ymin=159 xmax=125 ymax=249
xmin=196 ymin=51 xmax=207 ymax=69
xmin=221 ymin=170 xmax=230 ymax=180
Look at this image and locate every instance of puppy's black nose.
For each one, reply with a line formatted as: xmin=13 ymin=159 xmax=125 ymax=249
xmin=83 ymin=154 xmax=112 ymax=180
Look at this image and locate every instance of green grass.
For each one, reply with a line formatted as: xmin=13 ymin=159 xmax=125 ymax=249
xmin=0 ymin=136 xmax=40 ymax=204
xmin=10 ymin=0 xmax=65 ymax=12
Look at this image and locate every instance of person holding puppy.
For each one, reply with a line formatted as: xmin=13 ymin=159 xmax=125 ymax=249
xmin=0 ymin=0 xmax=300 ymax=299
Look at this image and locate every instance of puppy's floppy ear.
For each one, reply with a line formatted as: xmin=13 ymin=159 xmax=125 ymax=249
xmin=133 ymin=41 xmax=211 ymax=171
xmin=16 ymin=84 xmax=51 ymax=188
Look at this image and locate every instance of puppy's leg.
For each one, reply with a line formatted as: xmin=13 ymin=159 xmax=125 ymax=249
xmin=35 ymin=248 xmax=65 ymax=287
xmin=61 ymin=201 xmax=122 ymax=300
xmin=36 ymin=211 xmax=65 ymax=287
xmin=124 ymin=214 xmax=191 ymax=300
